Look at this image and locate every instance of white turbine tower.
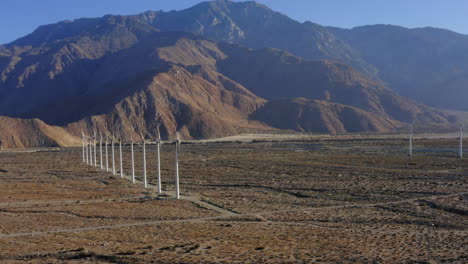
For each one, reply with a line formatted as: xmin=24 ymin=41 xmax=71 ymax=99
xmin=156 ymin=136 xmax=162 ymax=194
xmin=105 ymin=137 xmax=109 ymax=172
xmin=85 ymin=136 xmax=89 ymax=164
xmin=459 ymin=123 xmax=464 ymax=159
xmin=131 ymin=138 xmax=135 ymax=184
xmin=143 ymin=139 xmax=147 ymax=188
xmin=93 ymin=130 xmax=97 ymax=167
xmin=81 ymin=132 xmax=85 ymax=163
xmin=112 ymin=133 xmax=116 ymax=175
xmin=135 ymin=126 xmax=149 ymax=188
xmin=99 ymin=132 xmax=103 ymax=170
xmin=174 ymin=133 xmax=181 ymax=199
xmin=409 ymin=124 xmax=414 ymax=157
xmin=155 ymin=114 xmax=162 ymax=194
xmin=89 ymin=135 xmax=93 ymax=165
xmin=119 ymin=139 xmax=123 ymax=178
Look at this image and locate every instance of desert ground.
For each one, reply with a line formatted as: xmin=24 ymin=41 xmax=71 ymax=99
xmin=0 ymin=134 xmax=466 ymax=263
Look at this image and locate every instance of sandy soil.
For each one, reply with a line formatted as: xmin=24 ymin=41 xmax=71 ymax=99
xmin=0 ymin=137 xmax=466 ymax=263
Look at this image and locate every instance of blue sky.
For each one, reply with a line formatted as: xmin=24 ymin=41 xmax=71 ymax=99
xmin=1 ymin=0 xmax=467 ymax=44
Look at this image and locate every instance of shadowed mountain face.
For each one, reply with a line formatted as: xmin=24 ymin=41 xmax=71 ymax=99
xmin=1 ymin=1 xmax=466 ymax=111
xmin=329 ymin=25 xmax=468 ymax=110
xmin=130 ymin=1 xmax=468 ymax=111
xmin=153 ymin=38 xmax=451 ymax=125
xmin=0 ymin=1 xmax=461 ymax=146
xmin=62 ymin=63 xmax=269 ymax=140
xmin=0 ymin=15 xmax=160 ymax=115
xmin=131 ymin=0 xmax=378 ymax=78
xmin=129 ymin=0 xmax=468 ymax=111
xmin=0 ymin=28 xmax=270 ymax=140
xmin=251 ymin=98 xmax=403 ymax=134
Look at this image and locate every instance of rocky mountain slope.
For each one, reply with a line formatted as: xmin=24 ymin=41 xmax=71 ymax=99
xmin=61 ymin=64 xmax=269 ymax=140
xmin=251 ymin=98 xmax=402 ymax=134
xmin=129 ymin=0 xmax=468 ymax=111
xmin=329 ymin=25 xmax=468 ymax=110
xmin=0 ymin=29 xmax=270 ymax=141
xmin=0 ymin=116 xmax=79 ymax=149
xmin=0 ymin=15 xmax=160 ymax=115
xmin=0 ymin=0 xmax=463 ymax=147
xmin=131 ymin=0 xmax=377 ymax=77
xmin=152 ymin=37 xmax=451 ymax=125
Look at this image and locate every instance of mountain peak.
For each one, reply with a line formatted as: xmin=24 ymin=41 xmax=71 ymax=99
xmin=197 ymin=0 xmax=267 ymax=9
xmin=186 ymin=0 xmax=280 ymax=19
xmin=0 ymin=0 xmax=462 ymax=144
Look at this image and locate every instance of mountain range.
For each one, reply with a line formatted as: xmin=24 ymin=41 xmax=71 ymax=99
xmin=0 ymin=0 xmax=465 ymax=147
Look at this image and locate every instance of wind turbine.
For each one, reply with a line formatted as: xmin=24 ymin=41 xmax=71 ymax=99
xmin=139 ymin=130 xmax=148 ymax=188
xmin=86 ymin=134 xmax=89 ymax=165
xmin=119 ymin=137 xmax=123 ymax=178
xmin=89 ymin=133 xmax=93 ymax=166
xmin=459 ymin=123 xmax=464 ymax=159
xmin=174 ymin=132 xmax=181 ymax=199
xmin=93 ymin=130 xmax=97 ymax=167
xmin=112 ymin=132 xmax=116 ymax=175
xmin=409 ymin=124 xmax=414 ymax=157
xmin=131 ymin=137 xmax=135 ymax=184
xmin=105 ymin=135 xmax=109 ymax=172
xmin=81 ymin=131 xmax=86 ymax=163
xmin=99 ymin=131 xmax=103 ymax=170
xmin=155 ymin=113 xmax=162 ymax=194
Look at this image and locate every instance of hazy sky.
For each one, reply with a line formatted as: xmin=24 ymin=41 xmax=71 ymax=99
xmin=1 ymin=0 xmax=467 ymax=44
